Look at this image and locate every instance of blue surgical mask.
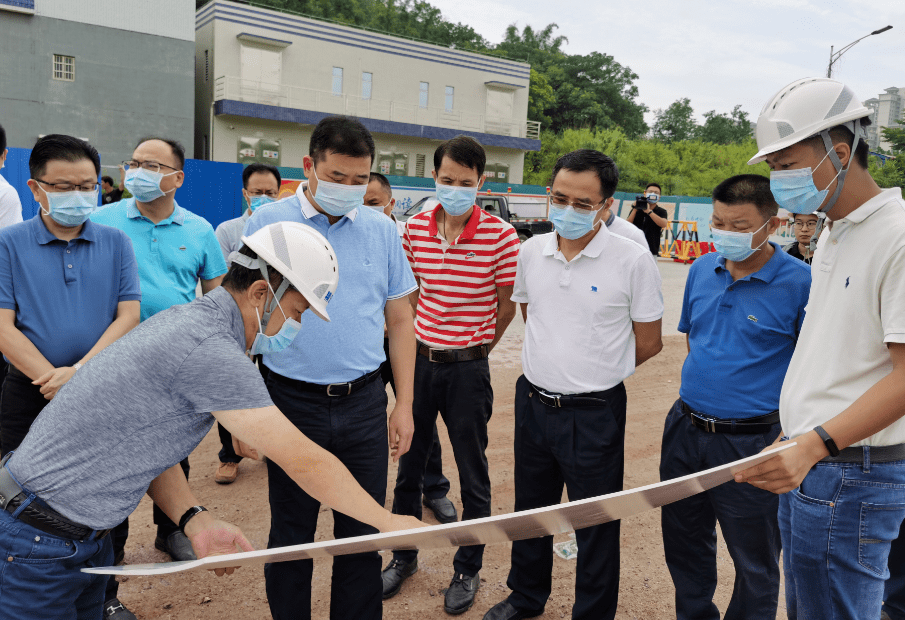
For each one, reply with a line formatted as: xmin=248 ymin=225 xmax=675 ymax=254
xmin=248 ymin=195 xmax=274 ymax=212
xmin=710 ymin=220 xmax=769 ymax=262
xmin=311 ymin=167 xmax=366 ymax=217
xmin=549 ymin=204 xmax=599 ymax=240
xmin=249 ymin=285 xmax=301 ymax=356
xmin=436 ymin=183 xmax=477 ymax=217
xmin=38 ymin=185 xmax=98 ymax=227
xmin=647 ymin=193 xmax=660 ymax=203
xmin=769 ymin=149 xmax=841 ymax=215
xmin=124 ymin=167 xmax=176 ymax=203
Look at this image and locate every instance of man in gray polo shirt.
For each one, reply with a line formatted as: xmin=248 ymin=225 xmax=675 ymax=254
xmin=0 ymin=221 xmax=422 ymax=619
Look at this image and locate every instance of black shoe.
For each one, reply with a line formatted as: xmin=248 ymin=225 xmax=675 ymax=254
xmin=423 ymin=496 xmax=458 ymax=524
xmin=482 ymin=600 xmax=543 ymax=620
xmin=444 ymin=571 xmax=480 ymax=615
xmin=381 ymin=558 xmax=418 ymax=600
xmin=103 ymin=598 xmax=138 ymax=620
xmin=154 ymin=531 xmax=197 ymax=561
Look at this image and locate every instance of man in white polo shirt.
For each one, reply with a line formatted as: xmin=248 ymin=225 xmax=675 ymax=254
xmin=736 ymin=78 xmax=905 ymax=620
xmin=483 ymin=149 xmax=663 ymax=620
xmin=603 ymin=200 xmax=647 ymax=248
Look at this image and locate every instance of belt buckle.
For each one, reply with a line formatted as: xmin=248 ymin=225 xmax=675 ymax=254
xmin=428 ymin=348 xmax=441 ymax=363
xmin=703 ymin=417 xmax=716 ymax=433
xmin=327 ymin=382 xmax=352 ymax=397
xmin=538 ymin=389 xmax=561 ymax=408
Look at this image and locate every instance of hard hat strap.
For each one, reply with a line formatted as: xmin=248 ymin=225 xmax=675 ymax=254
xmin=817 ymin=117 xmax=861 ymax=217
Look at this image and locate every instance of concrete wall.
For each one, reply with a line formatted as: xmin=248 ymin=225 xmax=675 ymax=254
xmin=0 ymin=12 xmax=194 ymax=166
xmin=35 ymin=0 xmax=194 ymax=41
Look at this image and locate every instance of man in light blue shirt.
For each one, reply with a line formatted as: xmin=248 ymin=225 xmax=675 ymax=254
xmin=244 ymin=116 xmax=417 ymax=620
xmin=90 ymin=137 xmax=227 ymax=616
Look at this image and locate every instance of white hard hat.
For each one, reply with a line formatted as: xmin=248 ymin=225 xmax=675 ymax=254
xmin=748 ymin=77 xmax=872 ymax=165
xmin=239 ymin=221 xmax=338 ymax=321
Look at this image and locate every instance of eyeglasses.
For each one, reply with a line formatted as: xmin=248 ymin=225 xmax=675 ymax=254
xmin=122 ymin=160 xmax=179 ymax=174
xmin=792 ymin=221 xmax=818 ymax=230
xmin=247 ymin=189 xmax=279 ymax=198
xmin=34 ymin=179 xmax=99 ymax=192
xmin=549 ymin=196 xmax=605 ymax=212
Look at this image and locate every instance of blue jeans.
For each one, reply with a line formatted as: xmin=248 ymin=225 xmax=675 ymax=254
xmin=0 ymin=508 xmax=112 ymax=619
xmin=779 ymin=453 xmax=905 ymax=620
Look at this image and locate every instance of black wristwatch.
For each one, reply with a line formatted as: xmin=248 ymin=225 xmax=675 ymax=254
xmin=178 ymin=505 xmax=208 ymax=534
xmin=813 ymin=425 xmax=840 ymax=457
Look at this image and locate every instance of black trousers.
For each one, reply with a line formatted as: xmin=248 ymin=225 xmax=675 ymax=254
xmin=264 ymin=368 xmax=388 ymax=620
xmin=381 ymin=338 xmax=450 ymax=500
xmin=660 ymin=400 xmax=782 ymax=620
xmin=887 ymin=526 xmax=905 ymax=620
xmin=0 ymin=369 xmax=129 ymax=602
xmin=392 ymin=354 xmax=493 ymax=576
xmin=506 ymin=375 xmax=626 ymax=620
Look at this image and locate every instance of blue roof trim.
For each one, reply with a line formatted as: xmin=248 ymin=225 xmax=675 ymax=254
xmin=215 ymin=100 xmax=541 ymax=152
xmin=196 ymin=4 xmax=530 ymax=79
xmin=0 ymin=0 xmax=35 ymax=8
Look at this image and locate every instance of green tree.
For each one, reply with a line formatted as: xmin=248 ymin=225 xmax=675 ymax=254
xmin=652 ymin=98 xmax=697 ymax=143
xmin=696 ymin=105 xmax=753 ymax=144
xmin=880 ymin=126 xmax=905 ymax=154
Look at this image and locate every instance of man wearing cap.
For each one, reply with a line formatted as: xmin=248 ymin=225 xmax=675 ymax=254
xmin=0 ymin=221 xmax=423 ymax=619
xmin=735 ymin=78 xmax=905 ymax=619
xmin=244 ymin=116 xmax=418 ymax=620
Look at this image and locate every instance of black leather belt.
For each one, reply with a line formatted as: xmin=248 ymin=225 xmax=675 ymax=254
xmin=821 ymin=443 xmax=905 ymax=464
xmin=418 ymin=343 xmax=489 ymax=363
xmin=0 ymin=461 xmax=110 ymax=542
xmin=268 ymin=367 xmax=382 ymax=397
xmin=527 ymin=381 xmax=616 ymax=408
xmin=680 ymin=401 xmax=779 ymax=434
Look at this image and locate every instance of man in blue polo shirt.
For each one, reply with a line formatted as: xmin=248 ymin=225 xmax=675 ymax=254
xmin=91 ymin=136 xmax=226 ymax=616
xmin=244 ymin=116 xmax=417 ymax=620
xmin=0 ymin=134 xmax=140 ymax=456
xmin=659 ymin=174 xmax=811 ymax=620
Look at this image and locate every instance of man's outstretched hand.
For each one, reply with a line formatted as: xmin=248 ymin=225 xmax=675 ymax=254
xmin=184 ymin=513 xmax=255 ymax=576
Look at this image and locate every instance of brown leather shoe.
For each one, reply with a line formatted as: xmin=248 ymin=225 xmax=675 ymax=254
xmin=214 ymin=461 xmax=239 ymax=484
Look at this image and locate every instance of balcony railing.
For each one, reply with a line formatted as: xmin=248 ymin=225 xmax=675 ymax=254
xmin=214 ymin=76 xmax=541 ymax=140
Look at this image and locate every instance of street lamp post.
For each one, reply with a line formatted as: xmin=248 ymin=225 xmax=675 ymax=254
xmin=827 ymin=25 xmax=893 ymax=78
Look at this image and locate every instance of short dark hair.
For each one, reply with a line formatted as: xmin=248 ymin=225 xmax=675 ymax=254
xmin=101 ymin=175 xmax=114 ymax=186
xmin=550 ymin=149 xmax=619 ymax=200
xmin=645 ymin=182 xmax=662 ymax=193
xmin=368 ymin=172 xmax=392 ymax=195
xmin=434 ymin=135 xmax=486 ymax=177
xmin=221 ymin=244 xmax=283 ymax=293
xmin=712 ymin=174 xmax=778 ymax=220
xmin=309 ymin=116 xmax=375 ymax=164
xmin=135 ymin=136 xmax=185 ymax=170
xmin=803 ymin=123 xmax=869 ymax=169
xmin=243 ymin=162 xmax=281 ymax=189
xmin=29 ymin=134 xmax=100 ymax=180
xmin=0 ymin=123 xmax=6 ymax=152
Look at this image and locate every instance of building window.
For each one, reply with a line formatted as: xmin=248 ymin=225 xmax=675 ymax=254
xmin=415 ymin=154 xmax=426 ymax=177
xmin=204 ymin=50 xmax=209 ymax=83
xmin=332 ymin=67 xmax=343 ymax=96
xmin=53 ymin=54 xmax=75 ymax=81
xmin=362 ymin=72 xmax=372 ymax=100
xmin=445 ymin=86 xmax=454 ymax=112
xmin=419 ymin=82 xmax=429 ymax=109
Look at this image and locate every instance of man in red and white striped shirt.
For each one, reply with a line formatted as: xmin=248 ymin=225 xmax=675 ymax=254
xmin=382 ymin=136 xmax=519 ymax=615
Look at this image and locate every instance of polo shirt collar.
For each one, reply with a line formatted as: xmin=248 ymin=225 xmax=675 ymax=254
xmin=427 ymin=204 xmax=479 ymax=240
xmin=713 ymin=241 xmax=783 ymax=283
xmin=843 ymin=188 xmax=902 ymax=224
xmin=126 ymin=198 xmax=185 ymax=226
xmin=295 ymin=183 xmax=359 ymax=222
xmin=542 ymin=224 xmax=610 ymax=260
xmin=30 ymin=213 xmax=98 ymax=245
xmin=205 ymin=287 xmax=248 ymax=350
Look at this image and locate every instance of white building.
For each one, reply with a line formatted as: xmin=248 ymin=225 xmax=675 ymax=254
xmin=194 ymin=0 xmax=540 ymax=183
xmin=863 ymin=86 xmax=904 ymax=151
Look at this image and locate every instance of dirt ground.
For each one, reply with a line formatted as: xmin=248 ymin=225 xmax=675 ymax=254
xmin=117 ymin=282 xmax=788 ymax=619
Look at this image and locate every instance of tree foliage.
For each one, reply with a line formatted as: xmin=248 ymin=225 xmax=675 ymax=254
xmin=652 ymin=98 xmax=697 ymax=143
xmin=696 ymin=105 xmax=753 ymax=145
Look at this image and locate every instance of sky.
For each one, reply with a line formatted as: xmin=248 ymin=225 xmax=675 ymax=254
xmin=426 ymin=0 xmax=905 ymax=127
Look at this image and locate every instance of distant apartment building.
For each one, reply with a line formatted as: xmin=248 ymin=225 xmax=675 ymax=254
xmin=194 ymin=0 xmax=541 ymax=183
xmin=0 ymin=0 xmax=195 ymax=165
xmin=863 ymin=86 xmax=904 ymax=151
